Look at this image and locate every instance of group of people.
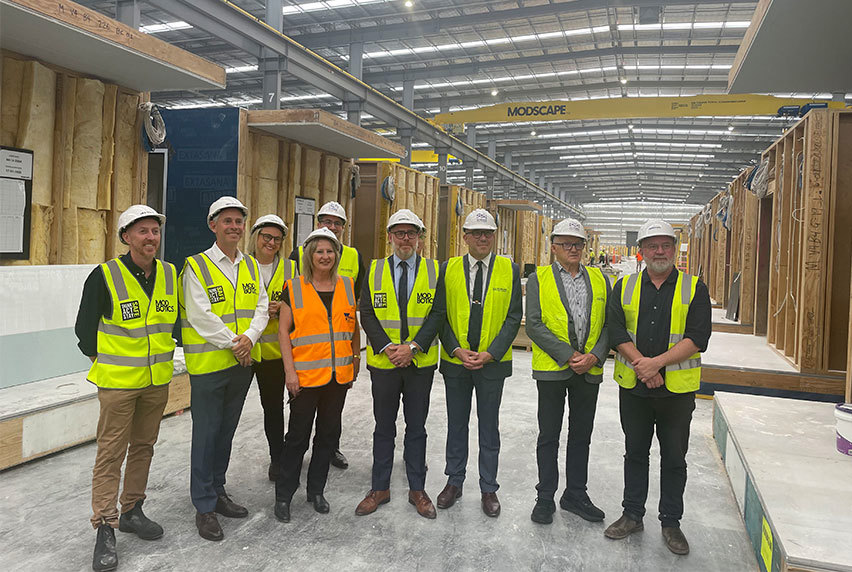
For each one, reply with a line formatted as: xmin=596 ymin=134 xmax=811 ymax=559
xmin=76 ymin=197 xmax=710 ymax=572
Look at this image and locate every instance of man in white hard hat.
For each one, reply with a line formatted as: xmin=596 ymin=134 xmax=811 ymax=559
xmin=355 ymin=209 xmax=440 ymax=520
xmin=75 ymin=205 xmax=178 ymax=571
xmin=426 ymin=208 xmax=522 ymax=517
xmin=288 ymin=200 xmax=365 ymax=470
xmin=179 ymin=195 xmax=269 ymax=542
xmin=604 ymin=219 xmax=711 ymax=556
xmin=525 ymin=218 xmax=611 ymax=525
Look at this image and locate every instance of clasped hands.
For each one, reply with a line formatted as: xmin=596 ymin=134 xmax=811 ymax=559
xmin=632 ymin=355 xmax=665 ymax=388
xmin=231 ymin=334 xmax=252 ymax=367
xmin=385 ymin=343 xmax=415 ymax=368
xmin=567 ymin=351 xmax=598 ymax=375
xmin=452 ymin=348 xmax=493 ymax=370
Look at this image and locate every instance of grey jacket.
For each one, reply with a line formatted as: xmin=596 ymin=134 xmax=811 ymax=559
xmin=525 ymin=263 xmax=610 ymax=383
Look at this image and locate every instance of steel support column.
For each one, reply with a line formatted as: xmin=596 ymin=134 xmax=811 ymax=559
xmin=345 ymin=42 xmax=364 ymax=125
xmin=261 ymin=0 xmax=283 ymax=109
xmin=115 ymin=0 xmax=140 ymax=28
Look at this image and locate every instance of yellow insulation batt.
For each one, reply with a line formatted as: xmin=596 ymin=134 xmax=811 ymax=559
xmin=70 ymin=79 xmax=105 ymax=209
xmin=17 ymin=61 xmax=56 ymax=206
xmin=1 ymin=57 xmax=25 ymax=147
xmin=76 ymin=207 xmax=107 ymax=264
xmin=320 ymin=156 xmax=339 ymax=205
xmin=61 ymin=207 xmax=78 ymax=264
xmin=97 ymin=84 xmax=118 ymax=211
xmin=256 ymin=178 xmax=278 ymax=218
xmin=301 ymin=148 xmax=321 ymax=201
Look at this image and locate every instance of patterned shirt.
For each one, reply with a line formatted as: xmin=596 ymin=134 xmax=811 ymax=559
xmin=558 ymin=263 xmax=589 ymax=348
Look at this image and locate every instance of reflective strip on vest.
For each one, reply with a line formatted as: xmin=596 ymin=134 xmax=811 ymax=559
xmin=291 ymin=331 xmax=353 ymax=347
xmin=440 ymin=255 xmax=514 ymax=365
xmin=366 ymin=256 xmax=440 ymax=369
xmin=179 ymin=253 xmax=262 ymax=375
xmin=88 ymin=258 xmax=177 ymax=389
xmin=612 ymin=270 xmax=701 ymax=392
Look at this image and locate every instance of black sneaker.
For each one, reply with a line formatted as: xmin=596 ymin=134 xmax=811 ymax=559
xmin=92 ymin=524 xmax=117 ymax=572
xmin=530 ymin=498 xmax=556 ymax=524
xmin=118 ymin=500 xmax=164 ymax=540
xmin=559 ymin=494 xmax=605 ymax=522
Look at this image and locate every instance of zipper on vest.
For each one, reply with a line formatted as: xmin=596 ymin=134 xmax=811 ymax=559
xmin=144 ymin=266 xmax=154 ymax=387
xmin=328 ymin=281 xmax=337 ymax=380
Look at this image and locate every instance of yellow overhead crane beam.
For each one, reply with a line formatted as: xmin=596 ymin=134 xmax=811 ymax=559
xmin=432 ymin=94 xmax=846 ymax=126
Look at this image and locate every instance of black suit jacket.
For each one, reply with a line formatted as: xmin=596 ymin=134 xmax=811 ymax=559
xmin=418 ymin=253 xmax=522 ymax=380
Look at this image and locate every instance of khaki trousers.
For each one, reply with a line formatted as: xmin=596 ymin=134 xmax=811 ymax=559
xmin=90 ymin=384 xmax=169 ymax=528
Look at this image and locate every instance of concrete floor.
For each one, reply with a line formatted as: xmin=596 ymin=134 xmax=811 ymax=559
xmin=0 ymin=354 xmax=757 ymax=571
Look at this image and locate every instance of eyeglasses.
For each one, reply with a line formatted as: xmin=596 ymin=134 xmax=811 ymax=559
xmin=553 ymin=241 xmax=585 ymax=251
xmin=466 ymin=230 xmax=495 ymax=239
xmin=259 ymin=232 xmax=283 ymax=244
xmin=391 ymin=229 xmax=420 ymax=239
xmin=643 ymin=242 xmax=675 ymax=252
xmin=318 ymin=218 xmax=344 ymax=228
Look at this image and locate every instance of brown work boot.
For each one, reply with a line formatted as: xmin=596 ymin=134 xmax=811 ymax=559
xmin=604 ymin=514 xmax=644 ymax=539
xmin=436 ymin=484 xmax=462 ymax=509
xmin=408 ymin=490 xmax=437 ymax=519
xmin=662 ymin=526 xmax=690 ymax=555
xmin=355 ymin=490 xmax=390 ymax=516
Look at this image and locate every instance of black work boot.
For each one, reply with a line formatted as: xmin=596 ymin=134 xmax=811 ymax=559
xmin=92 ymin=524 xmax=118 ymax=572
xmin=118 ymin=500 xmax=164 ymax=540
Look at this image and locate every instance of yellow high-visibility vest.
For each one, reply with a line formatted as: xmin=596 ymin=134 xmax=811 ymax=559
xmin=88 ymin=258 xmax=177 ymax=389
xmin=366 ymin=256 xmax=439 ymax=369
xmin=531 ymin=265 xmax=607 ymax=375
xmin=613 ymin=270 xmax=701 ymax=393
xmin=440 ymin=255 xmax=513 ymax=364
xmin=179 ymin=253 xmax=262 ymax=375
xmin=257 ymin=257 xmax=297 ymax=360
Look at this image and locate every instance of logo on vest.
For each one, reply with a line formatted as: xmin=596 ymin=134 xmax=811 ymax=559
xmin=416 ymin=292 xmax=433 ymax=304
xmin=242 ymin=283 xmax=257 ymax=295
xmin=373 ymin=292 xmax=387 ymax=309
xmin=492 ymin=286 xmax=508 ymax=293
xmin=207 ymin=286 xmax=226 ymax=304
xmin=155 ymin=299 xmax=175 ymax=313
xmin=271 ymin=290 xmax=284 ymax=302
xmin=119 ymin=301 xmax=141 ymax=321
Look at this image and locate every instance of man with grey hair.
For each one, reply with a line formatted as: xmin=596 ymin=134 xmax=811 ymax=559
xmin=604 ymin=219 xmax=711 ymax=556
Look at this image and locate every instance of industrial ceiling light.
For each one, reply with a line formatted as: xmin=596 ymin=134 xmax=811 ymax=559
xmin=727 ymin=125 xmax=735 ymax=131
xmin=620 ymin=78 xmax=628 ymax=85
xmin=530 ymin=130 xmax=537 ymax=136
xmin=491 ymin=89 xmax=498 ymax=96
xmin=628 ymin=123 xmax=635 ymax=130
xmin=405 ymin=0 xmax=413 ymax=7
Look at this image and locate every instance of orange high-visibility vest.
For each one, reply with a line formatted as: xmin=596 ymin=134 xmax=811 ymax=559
xmin=287 ymin=275 xmax=357 ymax=387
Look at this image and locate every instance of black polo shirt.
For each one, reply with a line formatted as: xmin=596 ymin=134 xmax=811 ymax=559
xmin=608 ymin=266 xmax=711 ymax=397
xmin=75 ymin=254 xmax=180 ymax=357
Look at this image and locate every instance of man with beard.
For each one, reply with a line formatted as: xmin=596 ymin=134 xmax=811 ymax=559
xmin=604 ymin=219 xmax=711 ymax=556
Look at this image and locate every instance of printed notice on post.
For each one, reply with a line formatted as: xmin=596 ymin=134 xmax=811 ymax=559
xmin=0 ymin=178 xmax=26 ymax=253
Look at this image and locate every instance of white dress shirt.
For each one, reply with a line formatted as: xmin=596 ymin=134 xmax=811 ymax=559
xmin=182 ymin=242 xmax=269 ymax=349
xmin=466 ymin=252 xmax=493 ymax=303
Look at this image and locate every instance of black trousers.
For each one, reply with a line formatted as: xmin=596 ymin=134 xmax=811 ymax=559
xmin=535 ymin=377 xmax=600 ymax=501
xmin=189 ymin=364 xmax=253 ymax=514
xmin=619 ymin=387 xmax=695 ymax=527
xmin=253 ymin=359 xmax=285 ymax=464
xmin=444 ymin=371 xmax=505 ymax=493
xmin=370 ymin=366 xmax=434 ymax=491
xmin=275 ymin=381 xmax=348 ymax=502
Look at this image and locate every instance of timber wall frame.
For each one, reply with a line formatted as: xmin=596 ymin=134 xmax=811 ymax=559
xmin=690 ymin=109 xmax=852 ymax=377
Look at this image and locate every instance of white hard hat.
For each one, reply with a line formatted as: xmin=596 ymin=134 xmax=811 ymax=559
xmin=303 ymin=227 xmax=341 ymax=252
xmin=551 ymin=218 xmax=586 ymax=241
xmin=117 ymin=205 xmax=165 ymax=245
xmin=387 ymin=209 xmax=425 ymax=231
xmin=208 ymin=196 xmax=248 ymax=222
xmin=462 ymin=208 xmax=497 ymax=231
xmin=251 ymin=214 xmax=288 ymax=236
xmin=316 ymin=201 xmax=347 ymax=223
xmin=637 ymin=219 xmax=676 ymax=243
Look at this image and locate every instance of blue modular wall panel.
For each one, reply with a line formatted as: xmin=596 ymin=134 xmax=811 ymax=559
xmin=161 ymin=108 xmax=240 ymax=267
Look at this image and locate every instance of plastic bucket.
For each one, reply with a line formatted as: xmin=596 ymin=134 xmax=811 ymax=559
xmin=835 ymin=404 xmax=852 ymax=456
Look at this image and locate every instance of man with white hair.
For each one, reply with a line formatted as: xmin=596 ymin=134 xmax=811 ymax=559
xmin=525 ymin=218 xmax=610 ymax=525
xmin=604 ymin=219 xmax=711 ymax=556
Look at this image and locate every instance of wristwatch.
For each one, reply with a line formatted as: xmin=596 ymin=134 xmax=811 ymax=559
xmin=408 ymin=342 xmax=420 ymax=355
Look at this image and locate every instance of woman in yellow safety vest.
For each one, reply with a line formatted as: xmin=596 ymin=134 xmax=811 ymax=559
xmin=248 ymin=214 xmax=297 ymax=483
xmin=272 ymin=227 xmax=360 ymax=523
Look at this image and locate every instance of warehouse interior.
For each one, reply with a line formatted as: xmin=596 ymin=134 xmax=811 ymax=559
xmin=0 ymin=1 xmax=851 ymax=571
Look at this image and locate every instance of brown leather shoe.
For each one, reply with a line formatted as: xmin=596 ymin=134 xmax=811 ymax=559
xmin=408 ymin=490 xmax=437 ymax=519
xmin=662 ymin=526 xmax=690 ymax=555
xmin=436 ymin=484 xmax=462 ymax=509
xmin=481 ymin=492 xmax=500 ymax=517
xmin=355 ymin=490 xmax=390 ymax=516
xmin=604 ymin=514 xmax=644 ymax=540
xmin=195 ymin=512 xmax=223 ymax=542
